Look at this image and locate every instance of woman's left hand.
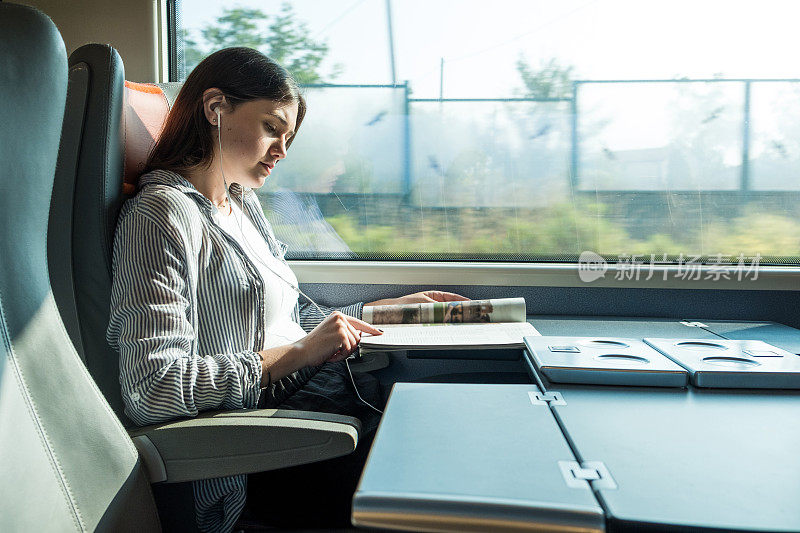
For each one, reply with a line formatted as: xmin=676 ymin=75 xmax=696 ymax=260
xmin=365 ymin=290 xmax=469 ymax=307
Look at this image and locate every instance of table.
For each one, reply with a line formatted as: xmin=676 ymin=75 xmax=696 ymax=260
xmin=352 ymin=318 xmax=800 ymax=532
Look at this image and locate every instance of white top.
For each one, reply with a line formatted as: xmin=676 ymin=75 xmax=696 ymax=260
xmin=214 ymin=200 xmax=308 ymax=349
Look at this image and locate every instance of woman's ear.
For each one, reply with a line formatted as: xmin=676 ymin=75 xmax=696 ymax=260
xmin=202 ymin=88 xmax=227 ymax=126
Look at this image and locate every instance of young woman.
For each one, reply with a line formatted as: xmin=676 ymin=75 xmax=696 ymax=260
xmin=106 ymin=47 xmax=466 ymax=532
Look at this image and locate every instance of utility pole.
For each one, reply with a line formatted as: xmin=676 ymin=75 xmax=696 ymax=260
xmin=386 ymin=0 xmax=397 ymax=85
xmin=439 ymin=57 xmax=444 ymax=100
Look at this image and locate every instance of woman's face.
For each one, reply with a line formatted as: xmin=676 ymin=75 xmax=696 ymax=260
xmin=214 ymin=98 xmax=298 ymax=189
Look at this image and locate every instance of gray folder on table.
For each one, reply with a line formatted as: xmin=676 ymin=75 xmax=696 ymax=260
xmin=524 ymin=336 xmax=688 ymax=387
xmin=645 ymin=338 xmax=800 ymax=389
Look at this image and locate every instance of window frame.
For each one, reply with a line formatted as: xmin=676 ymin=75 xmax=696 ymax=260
xmin=166 ymin=0 xmax=180 ymax=82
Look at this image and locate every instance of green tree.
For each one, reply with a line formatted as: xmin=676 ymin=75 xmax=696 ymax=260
xmin=180 ymin=3 xmax=337 ymax=83
xmin=516 ymin=57 xmax=575 ymax=99
xmin=263 ymin=3 xmax=338 ymax=84
xmin=201 ymin=8 xmax=268 ymax=51
xmin=179 ymin=29 xmax=204 ymax=79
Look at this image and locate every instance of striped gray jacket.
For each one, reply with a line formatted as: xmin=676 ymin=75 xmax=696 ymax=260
xmin=107 ymin=169 xmax=362 ymax=532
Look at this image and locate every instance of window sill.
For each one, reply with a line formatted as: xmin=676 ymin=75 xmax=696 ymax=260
xmin=289 ymin=260 xmax=800 ymax=291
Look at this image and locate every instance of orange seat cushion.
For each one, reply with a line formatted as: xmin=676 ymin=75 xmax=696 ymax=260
xmin=123 ymin=81 xmax=169 ymax=194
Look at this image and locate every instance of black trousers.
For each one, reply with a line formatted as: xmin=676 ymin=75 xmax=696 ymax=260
xmin=246 ymin=361 xmax=385 ymax=528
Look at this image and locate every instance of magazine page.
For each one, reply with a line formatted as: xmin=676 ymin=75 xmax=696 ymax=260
xmin=362 ymin=297 xmax=526 ymax=325
xmin=359 ymin=321 xmax=541 ymax=350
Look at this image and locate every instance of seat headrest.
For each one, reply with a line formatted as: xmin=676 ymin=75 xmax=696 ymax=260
xmin=123 ymin=81 xmax=170 ymax=194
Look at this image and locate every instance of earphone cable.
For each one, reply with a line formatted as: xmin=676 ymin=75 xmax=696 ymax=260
xmin=215 ymin=108 xmax=382 ymax=414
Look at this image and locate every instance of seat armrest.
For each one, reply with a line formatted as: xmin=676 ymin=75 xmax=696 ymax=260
xmin=128 ymin=409 xmax=360 ymax=483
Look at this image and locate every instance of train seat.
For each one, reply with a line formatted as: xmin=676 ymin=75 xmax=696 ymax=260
xmin=0 ymin=4 xmax=161 ymax=530
xmin=47 ymin=41 xmax=362 ymax=530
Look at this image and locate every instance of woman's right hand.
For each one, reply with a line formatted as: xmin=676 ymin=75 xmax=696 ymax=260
xmin=294 ymin=311 xmax=382 ymax=367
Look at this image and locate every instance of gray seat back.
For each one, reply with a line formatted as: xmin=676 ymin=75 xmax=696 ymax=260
xmin=0 ymin=4 xmax=160 ymax=531
xmin=50 ymin=43 xmax=137 ymax=424
xmin=49 ymin=44 xmax=185 ymax=427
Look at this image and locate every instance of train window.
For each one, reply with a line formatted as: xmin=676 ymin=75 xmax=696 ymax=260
xmin=172 ymin=0 xmax=800 ymax=266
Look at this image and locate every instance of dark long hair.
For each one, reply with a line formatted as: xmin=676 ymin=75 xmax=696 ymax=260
xmin=146 ymin=47 xmax=306 ymax=174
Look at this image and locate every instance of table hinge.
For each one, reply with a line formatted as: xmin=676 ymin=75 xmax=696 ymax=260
xmin=528 ymin=391 xmax=566 ymax=406
xmin=559 ymin=460 xmax=617 ymax=490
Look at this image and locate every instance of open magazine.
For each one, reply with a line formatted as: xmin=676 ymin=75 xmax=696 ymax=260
xmin=360 ymin=298 xmax=540 ymax=351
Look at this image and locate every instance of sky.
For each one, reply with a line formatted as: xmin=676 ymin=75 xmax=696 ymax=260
xmin=179 ymin=0 xmax=800 ymax=99
xmin=178 ymin=0 xmax=800 ymax=157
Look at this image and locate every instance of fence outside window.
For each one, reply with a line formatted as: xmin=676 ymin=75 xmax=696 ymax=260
xmin=261 ymin=79 xmax=800 ymax=263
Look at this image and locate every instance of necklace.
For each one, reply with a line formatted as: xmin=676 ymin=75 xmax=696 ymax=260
xmin=212 ymin=197 xmax=231 ymax=216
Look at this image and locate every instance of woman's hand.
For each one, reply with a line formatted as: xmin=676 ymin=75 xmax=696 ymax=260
xmin=293 ymin=311 xmax=383 ymax=366
xmin=365 ymin=290 xmax=470 ymax=307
